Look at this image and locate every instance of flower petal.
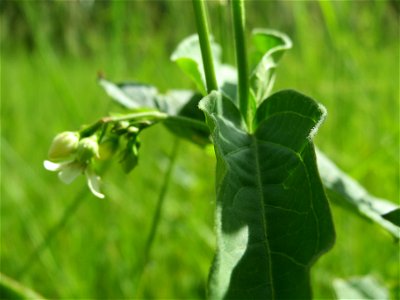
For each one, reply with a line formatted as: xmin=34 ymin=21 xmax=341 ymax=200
xmin=43 ymin=160 xmax=64 ymax=171
xmin=85 ymin=169 xmax=105 ymax=199
xmin=58 ymin=163 xmax=82 ymax=184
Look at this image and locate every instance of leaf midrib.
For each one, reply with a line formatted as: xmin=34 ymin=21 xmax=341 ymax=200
xmin=252 ymin=135 xmax=276 ymax=299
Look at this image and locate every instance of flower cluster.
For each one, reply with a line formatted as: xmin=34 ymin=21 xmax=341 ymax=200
xmin=44 ymin=118 xmax=146 ymax=198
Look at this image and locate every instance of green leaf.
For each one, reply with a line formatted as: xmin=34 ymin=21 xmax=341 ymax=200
xmin=171 ymin=34 xmax=220 ymax=95
xmin=199 ymin=90 xmax=335 ymax=299
xmin=99 ymin=78 xmax=210 ymax=145
xmin=0 ymin=273 xmax=46 ymax=300
xmin=316 ymin=150 xmax=400 ymax=239
xmin=161 ymin=90 xmax=210 ymax=146
xmin=98 ymin=78 xmax=159 ymax=110
xmin=382 ymin=209 xmax=400 ymax=227
xmin=171 ymin=35 xmax=238 ymax=104
xmin=250 ymin=29 xmax=292 ymax=106
xmin=333 ymin=276 xmax=389 ymax=300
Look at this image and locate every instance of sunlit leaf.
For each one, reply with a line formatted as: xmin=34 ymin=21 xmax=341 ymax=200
xmin=316 ymin=150 xmax=400 ymax=239
xmin=333 ymin=276 xmax=389 ymax=300
xmin=170 ymin=34 xmax=219 ymax=95
xmin=171 ymin=35 xmax=238 ymax=104
xmin=250 ymin=29 xmax=292 ymax=105
xmin=98 ymin=78 xmax=159 ymax=109
xmin=200 ymin=90 xmax=335 ymax=299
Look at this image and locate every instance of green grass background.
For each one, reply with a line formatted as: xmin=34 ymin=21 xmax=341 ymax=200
xmin=1 ymin=1 xmax=399 ymax=299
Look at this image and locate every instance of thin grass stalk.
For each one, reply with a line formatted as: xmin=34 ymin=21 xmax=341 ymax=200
xmin=16 ymin=187 xmax=88 ymax=278
xmin=134 ymin=139 xmax=180 ymax=295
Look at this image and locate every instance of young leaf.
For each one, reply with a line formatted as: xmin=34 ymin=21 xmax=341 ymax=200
xmin=316 ymin=150 xmax=400 ymax=239
xmin=171 ymin=35 xmax=238 ymax=104
xmin=250 ymin=29 xmax=292 ymax=105
xmin=171 ymin=34 xmax=219 ymax=95
xmin=200 ymin=90 xmax=335 ymax=299
xmin=333 ymin=276 xmax=389 ymax=300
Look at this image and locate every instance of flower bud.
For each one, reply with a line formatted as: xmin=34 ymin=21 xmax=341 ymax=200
xmin=113 ymin=121 xmax=130 ymax=134
xmin=76 ymin=136 xmax=99 ymax=163
xmin=48 ymin=131 xmax=80 ymax=161
xmin=120 ymin=141 xmax=140 ymax=173
xmin=127 ymin=126 xmax=139 ymax=134
xmin=98 ymin=136 xmax=119 ymax=160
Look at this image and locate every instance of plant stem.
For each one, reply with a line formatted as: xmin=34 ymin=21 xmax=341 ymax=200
xmin=103 ymin=111 xmax=168 ymax=123
xmin=84 ymin=112 xmax=209 ymax=135
xmin=231 ymin=0 xmax=250 ymax=128
xmin=166 ymin=115 xmax=209 ymax=132
xmin=192 ymin=0 xmax=218 ymax=93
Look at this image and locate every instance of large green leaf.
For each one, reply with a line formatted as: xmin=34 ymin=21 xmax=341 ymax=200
xmin=316 ymin=150 xmax=400 ymax=239
xmin=199 ymin=90 xmax=335 ymax=299
xmin=250 ymin=29 xmax=292 ymax=106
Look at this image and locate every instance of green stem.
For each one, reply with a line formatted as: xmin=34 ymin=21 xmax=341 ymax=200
xmin=166 ymin=115 xmax=209 ymax=132
xmin=104 ymin=111 xmax=168 ymax=123
xmin=192 ymin=0 xmax=218 ymax=93
xmin=83 ymin=112 xmax=209 ymax=136
xmin=231 ymin=0 xmax=250 ymax=128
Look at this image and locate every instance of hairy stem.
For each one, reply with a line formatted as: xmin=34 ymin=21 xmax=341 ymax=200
xmin=231 ymin=0 xmax=250 ymax=128
xmin=192 ymin=0 xmax=218 ymax=93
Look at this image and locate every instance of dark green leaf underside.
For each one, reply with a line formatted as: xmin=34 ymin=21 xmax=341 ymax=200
xmin=200 ymin=90 xmax=334 ymax=299
xmin=381 ymin=209 xmax=400 ymax=227
xmin=99 ymin=79 xmax=209 ymax=145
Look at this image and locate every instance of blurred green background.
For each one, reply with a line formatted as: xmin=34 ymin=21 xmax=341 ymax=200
xmin=1 ymin=1 xmax=399 ymax=299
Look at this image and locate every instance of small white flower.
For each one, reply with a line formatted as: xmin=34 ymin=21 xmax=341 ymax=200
xmin=44 ymin=160 xmax=105 ymax=199
xmin=44 ymin=134 xmax=105 ymax=199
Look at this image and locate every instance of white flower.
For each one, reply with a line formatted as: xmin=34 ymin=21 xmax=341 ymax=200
xmin=44 ymin=135 xmax=105 ymax=199
xmin=43 ymin=160 xmax=105 ymax=199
